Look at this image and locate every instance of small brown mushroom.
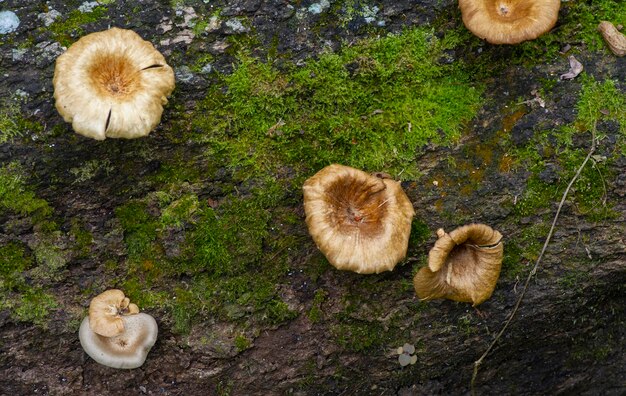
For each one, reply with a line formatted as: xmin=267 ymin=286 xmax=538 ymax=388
xmin=458 ymin=0 xmax=561 ymax=45
xmin=88 ymin=289 xmax=139 ymax=337
xmin=53 ymin=27 xmax=175 ymax=140
xmin=413 ymin=224 xmax=503 ymax=306
xmin=303 ymin=164 xmax=415 ymax=274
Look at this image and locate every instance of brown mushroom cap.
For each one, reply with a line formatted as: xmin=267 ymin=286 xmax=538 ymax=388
xmin=53 ymin=27 xmax=175 ymax=140
xmin=303 ymin=164 xmax=415 ymax=274
xmin=413 ymin=224 xmax=503 ymax=306
xmin=88 ymin=289 xmax=139 ymax=337
xmin=459 ymin=0 xmax=561 ymax=45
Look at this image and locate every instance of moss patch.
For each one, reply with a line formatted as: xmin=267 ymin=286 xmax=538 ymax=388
xmin=0 ymin=97 xmax=43 ymax=144
xmin=0 ymin=162 xmax=52 ymax=221
xmin=117 ymin=179 xmax=299 ymax=334
xmin=501 ymin=1 xmax=626 ymax=63
xmin=181 ymin=28 xmax=482 ymax=180
xmin=512 ymin=75 xmax=625 ymax=218
xmin=0 ymin=242 xmax=58 ymax=327
xmin=47 ymin=6 xmax=109 ymax=47
xmin=503 ymin=75 xmax=625 ymax=280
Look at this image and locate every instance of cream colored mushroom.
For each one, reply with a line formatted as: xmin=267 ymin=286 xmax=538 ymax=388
xmin=53 ymin=27 xmax=175 ymax=140
xmin=88 ymin=289 xmax=139 ymax=337
xmin=302 ymin=164 xmax=415 ymax=274
xmin=413 ymin=224 xmax=503 ymax=306
xmin=79 ymin=313 xmax=158 ymax=369
xmin=458 ymin=0 xmax=561 ymax=45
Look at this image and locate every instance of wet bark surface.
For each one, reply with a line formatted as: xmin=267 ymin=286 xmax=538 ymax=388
xmin=0 ymin=0 xmax=625 ymax=395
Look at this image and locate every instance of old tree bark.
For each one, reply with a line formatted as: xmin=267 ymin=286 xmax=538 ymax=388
xmin=0 ymin=1 xmax=624 ymax=395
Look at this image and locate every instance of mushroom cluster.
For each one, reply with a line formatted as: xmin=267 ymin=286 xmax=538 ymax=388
xmin=303 ymin=164 xmax=415 ymax=274
xmin=459 ymin=0 xmax=561 ymax=44
xmin=79 ymin=289 xmax=158 ymax=369
xmin=413 ymin=224 xmax=504 ymax=306
xmin=53 ymin=27 xmax=175 ymax=140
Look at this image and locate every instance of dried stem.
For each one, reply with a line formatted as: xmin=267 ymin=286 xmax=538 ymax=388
xmin=470 ymin=124 xmax=597 ymax=395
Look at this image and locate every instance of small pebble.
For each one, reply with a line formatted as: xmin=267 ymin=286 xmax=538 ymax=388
xmin=0 ymin=10 xmax=20 ymax=34
xmin=224 ymin=19 xmax=249 ymax=34
xmin=362 ymin=5 xmax=379 ymax=24
xmin=175 ymin=66 xmax=195 ymax=83
xmin=402 ymin=343 xmax=415 ymax=355
xmin=37 ymin=9 xmax=62 ymax=26
xmin=398 ymin=353 xmax=412 ymax=367
xmin=200 ymin=63 xmax=213 ymax=74
xmin=308 ymin=0 xmax=330 ymax=15
xmin=396 ymin=347 xmax=404 ymax=355
xmin=12 ymin=48 xmax=26 ymax=62
xmin=78 ymin=1 xmax=100 ymax=13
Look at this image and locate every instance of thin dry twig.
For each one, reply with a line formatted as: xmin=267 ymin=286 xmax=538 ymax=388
xmin=470 ymin=124 xmax=598 ymax=395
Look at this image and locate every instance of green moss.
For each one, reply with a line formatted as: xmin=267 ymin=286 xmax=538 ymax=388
xmin=190 ymin=53 xmax=215 ymax=73
xmin=160 ymin=194 xmax=200 ymax=229
xmin=576 ymin=76 xmax=626 ymax=134
xmin=563 ymin=1 xmax=626 ymax=53
xmin=11 ymin=288 xmax=58 ymax=327
xmin=501 ymin=223 xmax=549 ymax=279
xmin=0 ymin=162 xmax=52 ymax=221
xmin=188 ymin=28 xmax=482 ymax=180
xmin=511 ymin=76 xmax=625 ymax=221
xmin=216 ymin=381 xmax=234 ymax=396
xmin=333 ymin=320 xmax=390 ymax=353
xmin=557 ymin=269 xmax=588 ymax=291
xmin=0 ymin=165 xmax=60 ymax=327
xmin=48 ymin=6 xmax=109 ymax=47
xmin=505 ymin=93 xmax=619 ymax=273
xmin=121 ymin=277 xmax=169 ymax=309
xmin=115 ymin=201 xmax=159 ymax=259
xmin=169 ymin=287 xmax=198 ymax=334
xmin=506 ymin=1 xmax=626 ymax=63
xmin=0 ymin=242 xmax=57 ymax=327
xmin=308 ymin=288 xmax=328 ymax=323
xmin=0 ymin=242 xmax=33 ymax=290
xmin=0 ymin=98 xmax=43 ymax=144
xmin=408 ymin=218 xmax=431 ymax=247
xmin=70 ymin=219 xmax=94 ymax=258
xmin=457 ymin=312 xmax=478 ymax=336
xmin=234 ymin=334 xmax=252 ymax=352
xmin=512 ymin=174 xmax=560 ymax=218
xmin=69 ymin=159 xmax=114 ymax=184
xmin=149 ymin=153 xmax=203 ymax=184
xmin=30 ymin=234 xmax=68 ymax=280
xmin=115 ymin=180 xmax=298 ymax=333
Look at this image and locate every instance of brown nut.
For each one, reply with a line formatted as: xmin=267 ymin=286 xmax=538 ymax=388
xmin=598 ymin=21 xmax=626 ymax=57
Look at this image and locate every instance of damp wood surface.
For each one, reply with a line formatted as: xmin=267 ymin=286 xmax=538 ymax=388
xmin=0 ymin=0 xmax=625 ymax=395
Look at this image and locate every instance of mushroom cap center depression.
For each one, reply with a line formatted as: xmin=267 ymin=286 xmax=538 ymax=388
xmin=88 ymin=53 xmax=140 ymax=98
xmin=489 ymin=0 xmax=532 ymax=20
xmin=325 ymin=176 xmax=388 ymax=237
